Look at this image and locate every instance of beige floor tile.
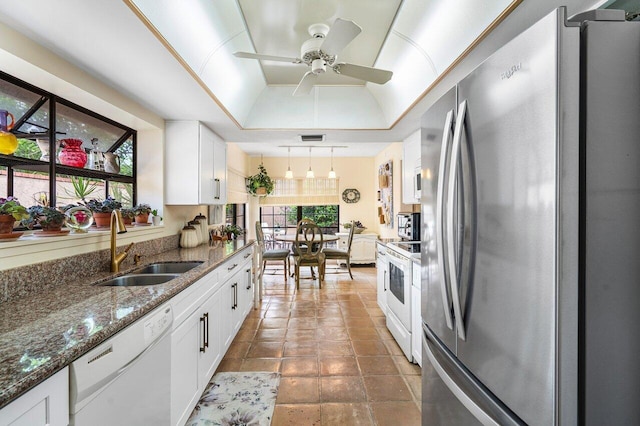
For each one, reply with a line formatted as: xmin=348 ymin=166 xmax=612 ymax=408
xmin=393 ymin=356 xmax=423 ymax=375
xmin=246 ymin=341 xmax=284 ymax=358
xmin=288 ymin=317 xmax=318 ymax=329
xmin=356 ymin=356 xmax=399 ymax=375
xmin=383 ymin=339 xmax=406 ymax=356
xmin=254 ymin=328 xmax=287 ymax=341
xmin=260 ymin=318 xmax=289 ymax=329
xmin=272 ymin=404 xmax=321 ymax=426
xmin=281 ymin=357 xmax=319 ymax=377
xmin=363 ymin=376 xmax=413 ymax=402
xmin=348 ymin=327 xmax=381 ymax=340
xmin=216 ymin=358 xmax=242 ymax=372
xmin=320 ymin=376 xmax=366 ymax=402
xmin=343 ymin=317 xmax=376 ymax=328
xmin=370 ymin=401 xmax=421 ymax=426
xmin=224 ymin=341 xmax=250 ymax=359
xmin=319 ymin=356 xmax=360 ymax=376
xmin=318 ymin=341 xmax=354 ymax=356
xmin=286 ymin=328 xmax=318 ymax=341
xmin=276 ymin=377 xmax=320 ymax=403
xmin=283 ymin=341 xmax=318 ymax=357
xmin=352 ymin=340 xmax=389 ymax=356
xmin=239 ymin=358 xmax=281 ymax=372
xmin=320 ymin=403 xmax=374 ymax=426
xmin=405 ymin=374 xmax=422 ymax=401
xmin=317 ymin=327 xmax=350 ymax=341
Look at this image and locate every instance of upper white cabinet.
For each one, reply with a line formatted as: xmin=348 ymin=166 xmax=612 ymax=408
xmin=165 ymin=121 xmax=227 ymax=205
xmin=402 ymin=130 xmax=421 ymax=204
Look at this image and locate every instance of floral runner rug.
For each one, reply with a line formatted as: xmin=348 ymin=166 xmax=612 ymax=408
xmin=186 ymin=371 xmax=280 ymax=426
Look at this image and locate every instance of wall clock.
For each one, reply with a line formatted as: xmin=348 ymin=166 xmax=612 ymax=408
xmin=342 ymin=188 xmax=360 ymax=203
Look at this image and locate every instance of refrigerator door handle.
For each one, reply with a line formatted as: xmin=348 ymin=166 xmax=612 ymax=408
xmin=436 ymin=109 xmax=455 ymax=330
xmin=448 ymin=99 xmax=469 ymax=341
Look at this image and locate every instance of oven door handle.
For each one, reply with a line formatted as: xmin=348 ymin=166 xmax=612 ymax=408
xmin=436 ymin=109 xmax=455 ymax=330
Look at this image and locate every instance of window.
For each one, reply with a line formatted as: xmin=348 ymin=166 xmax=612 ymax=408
xmin=260 ymin=205 xmax=340 ymax=235
xmin=0 ymin=71 xmax=136 ymax=208
xmin=225 ymin=203 xmax=246 ymax=230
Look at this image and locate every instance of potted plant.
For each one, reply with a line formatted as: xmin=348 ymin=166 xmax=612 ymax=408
xmin=151 ymin=209 xmax=162 ymax=226
xmin=343 ymin=220 xmax=366 ymax=234
xmin=0 ymin=197 xmax=29 ymax=234
xmin=222 ymin=224 xmax=244 ymax=240
xmin=85 ymin=196 xmax=122 ymax=228
xmin=24 ymin=205 xmax=66 ymax=232
xmin=246 ymin=164 xmax=274 ymax=196
xmin=133 ymin=203 xmax=152 ymax=225
xmin=120 ymin=208 xmax=135 ymax=225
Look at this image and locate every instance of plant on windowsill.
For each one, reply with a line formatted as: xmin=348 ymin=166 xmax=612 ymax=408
xmin=0 ymin=197 xmax=29 ymax=234
xmin=133 ymin=203 xmax=152 ymax=225
xmin=222 ymin=224 xmax=244 ymax=240
xmin=120 ymin=208 xmax=135 ymax=225
xmin=23 ymin=205 xmax=66 ymax=232
xmin=85 ymin=196 xmax=122 ymax=228
xmin=246 ymin=163 xmax=274 ymax=196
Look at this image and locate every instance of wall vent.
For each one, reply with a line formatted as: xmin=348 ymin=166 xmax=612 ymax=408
xmin=299 ymin=134 xmax=325 ymax=142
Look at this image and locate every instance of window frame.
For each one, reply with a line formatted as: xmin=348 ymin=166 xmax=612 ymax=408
xmin=0 ymin=70 xmax=137 ymax=207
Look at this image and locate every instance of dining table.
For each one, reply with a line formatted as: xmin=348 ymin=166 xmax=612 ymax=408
xmin=274 ymin=233 xmax=339 ymax=279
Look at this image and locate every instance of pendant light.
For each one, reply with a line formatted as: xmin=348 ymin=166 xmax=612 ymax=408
xmin=328 ymin=146 xmax=336 ymax=179
xmin=306 ymin=147 xmax=314 ymax=178
xmin=285 ymin=147 xmax=293 ymax=179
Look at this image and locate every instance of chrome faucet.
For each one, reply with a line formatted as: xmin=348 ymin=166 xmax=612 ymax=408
xmin=110 ymin=209 xmax=134 ymax=272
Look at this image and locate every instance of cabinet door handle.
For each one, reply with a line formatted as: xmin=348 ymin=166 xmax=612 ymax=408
xmin=246 ymin=268 xmax=252 ymax=290
xmin=199 ymin=315 xmax=206 ymax=353
xmin=214 ymin=178 xmax=221 ymax=200
xmin=228 ymin=263 xmax=238 ymax=272
xmin=204 ymin=312 xmax=209 ymax=350
xmin=243 ymin=252 xmax=252 ymax=259
xmin=384 ymin=271 xmax=387 ymax=291
xmin=234 ymin=283 xmax=238 ymax=308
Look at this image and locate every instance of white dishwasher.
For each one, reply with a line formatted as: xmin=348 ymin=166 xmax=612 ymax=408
xmin=69 ymin=303 xmax=173 ymax=426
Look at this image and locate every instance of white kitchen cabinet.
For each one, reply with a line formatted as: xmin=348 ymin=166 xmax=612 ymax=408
xmin=335 ymin=232 xmax=378 ymax=264
xmin=402 ymin=129 xmax=421 ymax=204
xmin=165 ymin=120 xmax=227 ymax=205
xmin=376 ymin=242 xmax=388 ymax=314
xmin=0 ymin=367 xmax=68 ymax=426
xmin=170 ymin=271 xmax=223 ymax=426
xmin=411 ymin=260 xmax=422 ymax=366
xmin=220 ymin=248 xmax=254 ymax=351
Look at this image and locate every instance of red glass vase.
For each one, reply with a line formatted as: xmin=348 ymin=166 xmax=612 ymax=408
xmin=58 ymin=138 xmax=87 ymax=168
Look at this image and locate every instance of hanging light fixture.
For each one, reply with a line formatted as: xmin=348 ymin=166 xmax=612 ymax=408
xmin=306 ymin=147 xmax=314 ymax=178
xmin=285 ymin=147 xmax=293 ymax=179
xmin=328 ymin=147 xmax=336 ymax=179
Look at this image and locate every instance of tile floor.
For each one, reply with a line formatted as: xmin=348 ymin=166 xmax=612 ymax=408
xmin=216 ymin=264 xmax=422 ymax=426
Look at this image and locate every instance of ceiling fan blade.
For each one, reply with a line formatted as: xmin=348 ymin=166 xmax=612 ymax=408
xmin=332 ymin=63 xmax=393 ymax=84
xmin=234 ymin=51 xmax=302 ymax=64
xmin=293 ymin=71 xmax=317 ymax=96
xmin=320 ymin=18 xmax=362 ymax=56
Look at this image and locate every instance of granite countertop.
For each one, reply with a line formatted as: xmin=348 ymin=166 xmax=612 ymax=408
xmin=0 ymin=239 xmax=254 ymax=409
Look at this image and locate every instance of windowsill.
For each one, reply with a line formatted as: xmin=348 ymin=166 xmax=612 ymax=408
xmin=0 ymin=225 xmax=165 ymax=271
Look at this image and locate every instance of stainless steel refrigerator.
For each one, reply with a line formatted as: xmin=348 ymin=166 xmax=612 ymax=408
xmin=420 ymin=7 xmax=640 ymax=425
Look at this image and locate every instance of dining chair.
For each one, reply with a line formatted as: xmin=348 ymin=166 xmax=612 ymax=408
xmin=291 ymin=221 xmax=326 ymax=289
xmin=255 ymin=221 xmax=290 ymax=282
xmin=322 ymin=220 xmax=355 ymax=279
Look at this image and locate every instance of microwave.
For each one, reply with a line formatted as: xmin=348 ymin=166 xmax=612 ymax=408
xmin=397 ymin=212 xmax=420 ymax=241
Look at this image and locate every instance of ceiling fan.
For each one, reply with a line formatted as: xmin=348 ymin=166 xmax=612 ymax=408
xmin=234 ymin=18 xmax=393 ymax=96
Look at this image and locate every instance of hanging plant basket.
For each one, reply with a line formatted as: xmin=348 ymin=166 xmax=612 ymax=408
xmin=246 ymin=163 xmax=274 ymax=197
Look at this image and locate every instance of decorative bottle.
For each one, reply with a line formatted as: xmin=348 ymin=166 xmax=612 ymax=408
xmin=58 ymin=138 xmax=87 ymax=168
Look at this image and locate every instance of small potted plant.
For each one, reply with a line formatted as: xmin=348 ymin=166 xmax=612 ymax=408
xmin=246 ymin=164 xmax=274 ymax=196
xmin=85 ymin=196 xmax=122 ymax=228
xmin=222 ymin=224 xmax=244 ymax=240
xmin=24 ymin=205 xmax=66 ymax=232
xmin=0 ymin=197 xmax=29 ymax=234
xmin=151 ymin=209 xmax=162 ymax=226
xmin=133 ymin=203 xmax=152 ymax=225
xmin=120 ymin=208 xmax=135 ymax=225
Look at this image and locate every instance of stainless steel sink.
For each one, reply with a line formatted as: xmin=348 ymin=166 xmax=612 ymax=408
xmin=95 ymin=273 xmax=180 ymax=287
xmin=130 ymin=261 xmax=203 ymax=275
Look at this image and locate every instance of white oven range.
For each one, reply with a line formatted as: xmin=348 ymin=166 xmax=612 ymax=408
xmin=385 ymin=241 xmax=420 ymax=362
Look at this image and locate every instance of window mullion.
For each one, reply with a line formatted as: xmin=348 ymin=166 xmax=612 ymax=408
xmin=48 ymin=95 xmax=57 ymax=206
